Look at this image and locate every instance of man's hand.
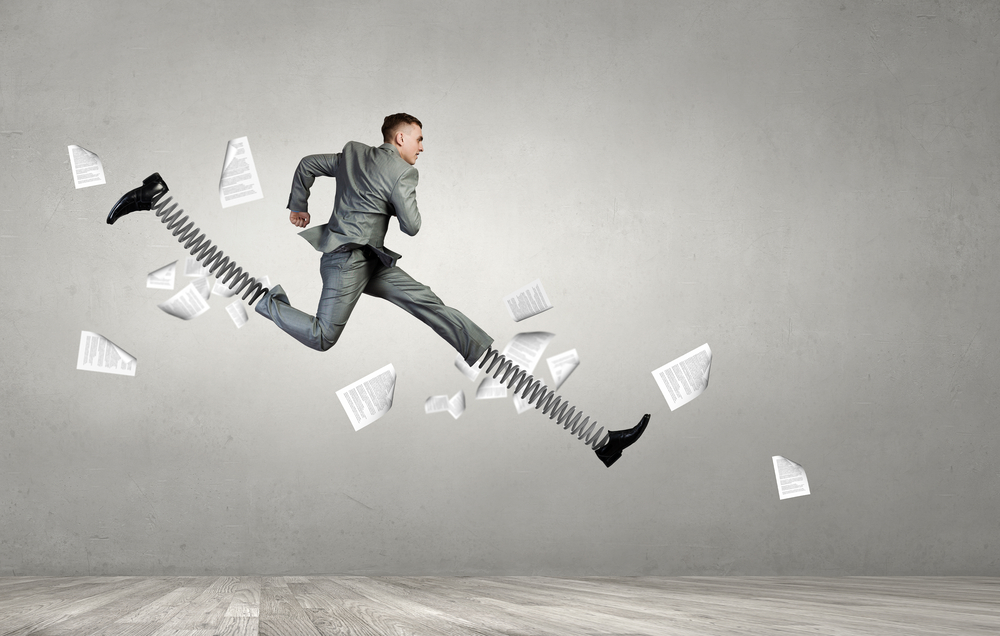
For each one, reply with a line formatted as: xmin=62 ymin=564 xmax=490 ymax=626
xmin=289 ymin=211 xmax=310 ymax=228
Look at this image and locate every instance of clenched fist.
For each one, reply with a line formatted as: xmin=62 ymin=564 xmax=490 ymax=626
xmin=289 ymin=211 xmax=310 ymax=228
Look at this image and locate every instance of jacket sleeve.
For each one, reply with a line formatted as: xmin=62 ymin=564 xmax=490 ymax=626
xmin=390 ymin=166 xmax=422 ymax=236
xmin=287 ymin=153 xmax=340 ymax=213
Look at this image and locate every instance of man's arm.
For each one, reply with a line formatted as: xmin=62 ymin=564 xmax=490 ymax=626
xmin=390 ymin=166 xmax=421 ymax=236
xmin=287 ymin=153 xmax=340 ymax=226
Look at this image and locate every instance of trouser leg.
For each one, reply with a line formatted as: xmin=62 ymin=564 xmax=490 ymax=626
xmin=255 ymin=249 xmax=374 ymax=351
xmin=363 ymin=263 xmax=493 ymax=365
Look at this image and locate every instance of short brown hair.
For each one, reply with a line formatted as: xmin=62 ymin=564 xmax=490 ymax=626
xmin=382 ymin=113 xmax=422 ymax=142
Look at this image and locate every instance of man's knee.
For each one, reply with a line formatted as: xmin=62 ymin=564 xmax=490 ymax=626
xmin=405 ymin=283 xmax=444 ymax=307
xmin=315 ymin=323 xmax=343 ymax=351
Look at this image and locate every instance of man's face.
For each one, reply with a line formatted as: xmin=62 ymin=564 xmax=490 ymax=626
xmin=397 ymin=125 xmax=423 ymax=165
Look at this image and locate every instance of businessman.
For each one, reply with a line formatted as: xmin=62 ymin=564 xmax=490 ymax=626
xmin=255 ymin=113 xmax=493 ymax=367
xmin=105 ymin=113 xmax=650 ymax=467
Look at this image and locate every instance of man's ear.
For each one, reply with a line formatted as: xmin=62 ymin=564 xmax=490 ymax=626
xmin=394 ymin=130 xmax=405 ymax=147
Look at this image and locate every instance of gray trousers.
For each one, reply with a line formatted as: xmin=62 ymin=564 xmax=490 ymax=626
xmin=255 ymin=247 xmax=493 ymax=366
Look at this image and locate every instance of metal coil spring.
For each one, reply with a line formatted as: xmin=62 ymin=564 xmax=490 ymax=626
xmin=479 ymin=347 xmax=610 ymax=450
xmin=152 ymin=195 xmax=269 ymax=304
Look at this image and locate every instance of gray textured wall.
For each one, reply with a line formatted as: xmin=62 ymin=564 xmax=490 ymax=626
xmin=2 ymin=0 xmax=998 ymax=576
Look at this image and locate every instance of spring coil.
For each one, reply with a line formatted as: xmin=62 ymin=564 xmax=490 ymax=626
xmin=478 ymin=347 xmax=610 ymax=451
xmin=152 ymin=195 xmax=269 ymax=304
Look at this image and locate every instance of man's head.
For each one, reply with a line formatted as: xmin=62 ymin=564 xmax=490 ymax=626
xmin=382 ymin=113 xmax=423 ymax=165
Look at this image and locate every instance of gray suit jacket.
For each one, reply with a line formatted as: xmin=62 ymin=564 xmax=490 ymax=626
xmin=290 ymin=141 xmax=421 ymax=267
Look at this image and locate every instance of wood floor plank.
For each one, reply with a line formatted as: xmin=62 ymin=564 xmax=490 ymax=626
xmin=149 ymin=595 xmax=228 ymax=633
xmin=77 ymin=578 xmax=231 ymax=636
xmin=435 ymin=575 xmax=702 ymax=635
xmin=260 ymin=577 xmax=301 ymax=618
xmin=113 ymin=583 xmax=209 ymax=625
xmin=327 ymin=576 xmax=533 ymax=636
xmin=331 ymin=576 xmax=504 ymax=635
xmin=303 ymin=578 xmax=456 ymax=636
xmin=283 ymin=579 xmax=390 ymax=636
xmin=0 ymin=576 xmax=997 ymax=636
xmin=257 ymin=577 xmax=322 ymax=636
xmin=213 ymin=616 xmax=258 ymax=636
xmin=85 ymin=623 xmax=163 ymax=636
xmin=223 ymin=577 xmax=261 ymax=619
xmin=0 ymin=577 xmax=182 ymax=636
xmin=0 ymin=577 xmax=117 ymax=615
xmin=336 ymin=576 xmax=528 ymax=634
xmin=153 ymin=576 xmax=246 ymax=631
xmin=42 ymin=579 xmax=194 ymax=636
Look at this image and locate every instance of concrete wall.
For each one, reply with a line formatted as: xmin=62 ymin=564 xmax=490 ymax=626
xmin=1 ymin=0 xmax=998 ymax=576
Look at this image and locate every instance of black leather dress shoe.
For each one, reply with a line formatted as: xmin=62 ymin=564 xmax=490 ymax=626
xmin=595 ymin=413 xmax=650 ymax=467
xmin=106 ymin=173 xmax=169 ymax=225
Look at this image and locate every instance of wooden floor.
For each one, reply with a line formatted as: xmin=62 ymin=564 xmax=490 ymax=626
xmin=0 ymin=576 xmax=998 ymax=635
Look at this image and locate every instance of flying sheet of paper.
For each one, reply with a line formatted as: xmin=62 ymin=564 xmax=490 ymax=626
xmin=494 ymin=331 xmax=554 ymax=413
xmin=336 ymin=363 xmax=396 ymax=431
xmin=219 ymin=136 xmax=264 ymax=208
xmin=425 ymin=391 xmax=466 ymax=419
xmin=651 ymin=343 xmax=712 ymax=411
xmin=476 ymin=331 xmax=555 ymax=403
xmin=504 ymin=279 xmax=553 ymax=322
xmin=76 ymin=331 xmax=136 ymax=376
xmin=454 ymin=354 xmax=481 ymax=382
xmin=513 ymin=392 xmax=534 ymax=414
xmin=67 ymin=145 xmax=106 ymax=189
xmin=546 ymin=348 xmax=579 ymax=390
xmin=146 ymin=261 xmax=177 ymax=290
xmin=446 ymin=391 xmax=466 ymax=419
xmin=425 ymin=395 xmax=450 ymax=414
xmin=504 ymin=332 xmax=555 ymax=372
xmin=226 ymin=300 xmax=248 ymax=328
xmin=476 ymin=378 xmax=508 ymax=400
xmin=212 ymin=277 xmax=237 ymax=297
xmin=772 ymin=456 xmax=811 ymax=500
xmin=192 ymin=276 xmax=211 ymax=300
xmin=184 ymin=256 xmax=210 ymax=278
xmin=158 ymin=281 xmax=211 ymax=320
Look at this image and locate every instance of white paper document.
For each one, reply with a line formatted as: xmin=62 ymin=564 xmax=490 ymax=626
xmin=336 ymin=363 xmax=396 ymax=431
xmin=516 ymin=347 xmax=577 ymax=414
xmin=504 ymin=279 xmax=553 ymax=322
xmin=67 ymin=145 xmax=106 ymax=189
xmin=477 ymin=332 xmax=555 ymax=404
xmin=425 ymin=395 xmax=450 ymax=414
xmin=212 ymin=277 xmax=237 ymax=297
xmin=425 ymin=391 xmax=466 ymax=420
xmin=652 ymin=343 xmax=712 ymax=411
xmin=502 ymin=331 xmax=555 ymax=414
xmin=772 ymin=456 xmax=811 ymax=500
xmin=76 ymin=331 xmax=136 ymax=376
xmin=226 ymin=300 xmax=248 ymax=328
xmin=219 ymin=136 xmax=264 ymax=208
xmin=184 ymin=255 xmax=210 ymax=278
xmin=446 ymin=390 xmax=466 ymax=419
xmin=513 ymin=392 xmax=534 ymax=414
xmin=454 ymin=354 xmax=481 ymax=382
xmin=192 ymin=276 xmax=211 ymax=300
xmin=503 ymin=332 xmax=555 ymax=372
xmin=476 ymin=378 xmax=508 ymax=400
xmin=546 ymin=348 xmax=579 ymax=390
xmin=146 ymin=261 xmax=177 ymax=290
xmin=158 ymin=281 xmax=211 ymax=320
